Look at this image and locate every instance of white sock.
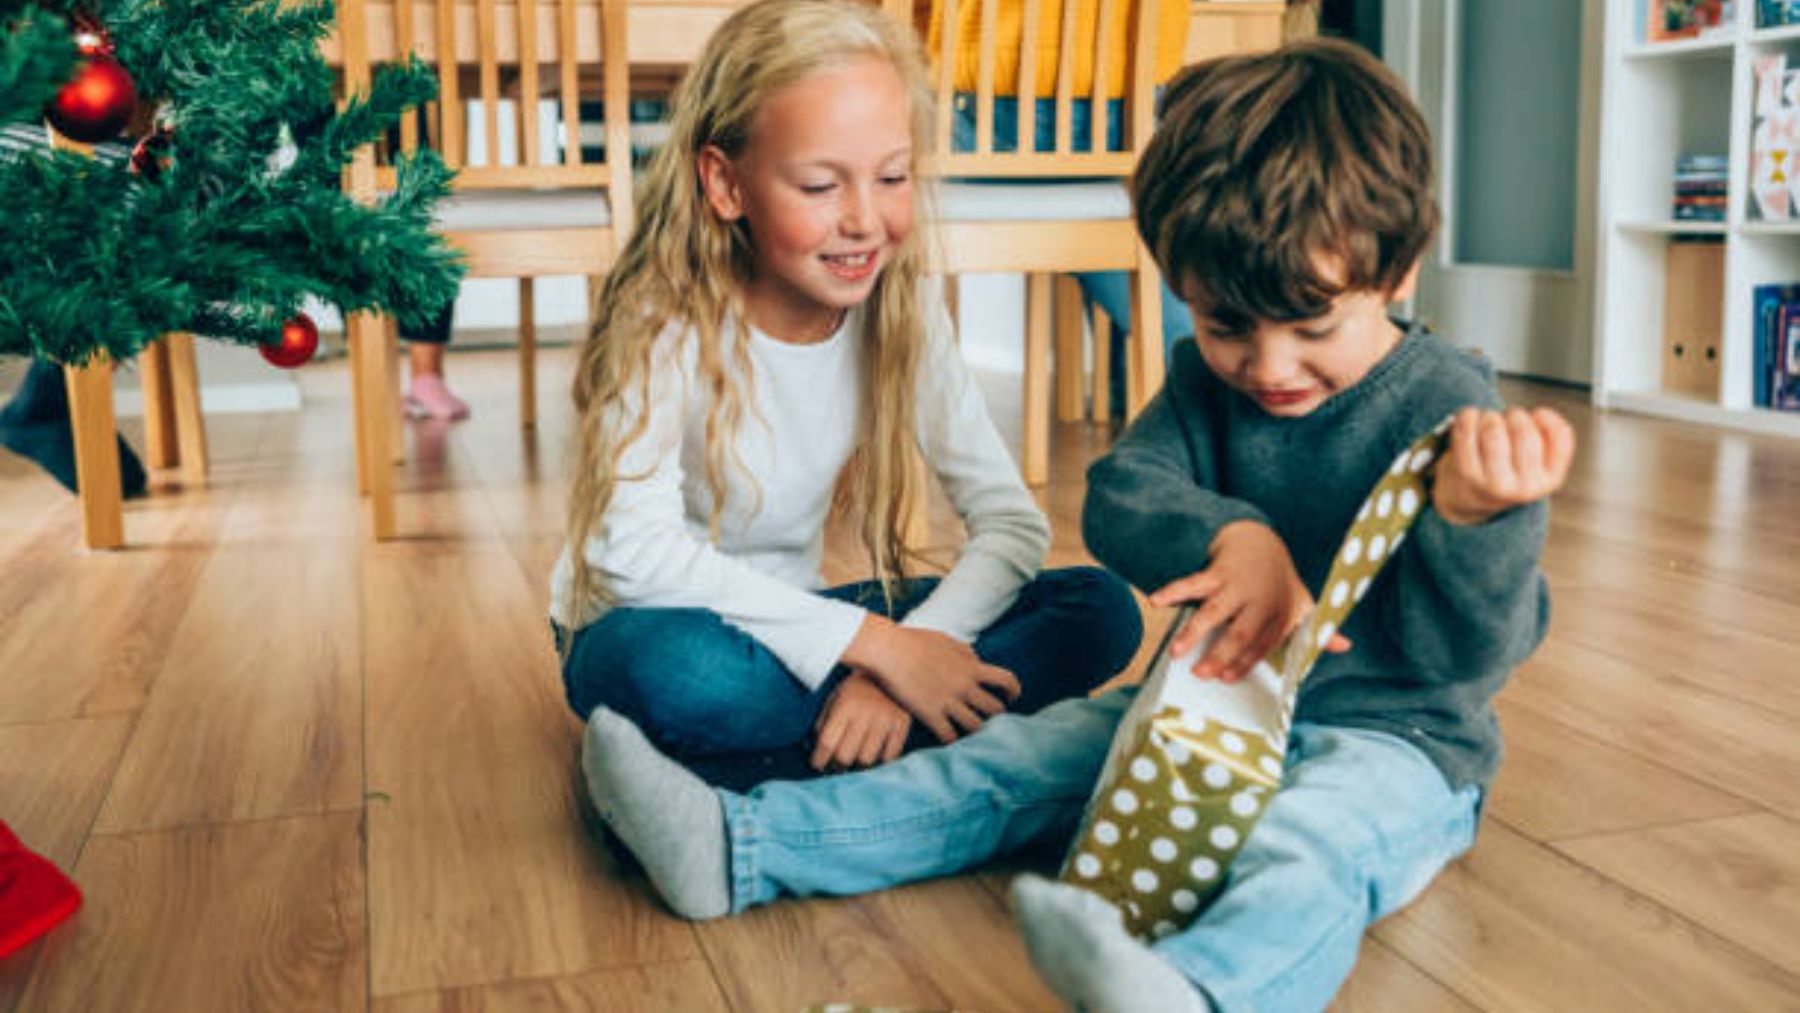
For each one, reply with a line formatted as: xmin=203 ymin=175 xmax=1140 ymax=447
xmin=581 ymin=707 xmax=730 ymax=920
xmin=1010 ymin=874 xmax=1211 ymax=1013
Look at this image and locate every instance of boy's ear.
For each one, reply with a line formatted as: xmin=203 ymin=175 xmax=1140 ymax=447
xmin=1390 ymin=261 xmax=1423 ymax=303
xmin=697 ymin=145 xmax=745 ymax=221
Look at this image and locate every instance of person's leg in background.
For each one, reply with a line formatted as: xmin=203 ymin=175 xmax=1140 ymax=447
xmin=400 ymin=303 xmax=470 ymax=420
xmin=0 ymin=358 xmax=146 ymax=498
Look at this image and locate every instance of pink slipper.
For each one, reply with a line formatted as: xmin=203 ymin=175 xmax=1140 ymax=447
xmin=404 ymin=375 xmax=471 ymax=420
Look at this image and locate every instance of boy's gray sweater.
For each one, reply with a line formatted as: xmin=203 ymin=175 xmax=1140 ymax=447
xmin=1083 ymin=325 xmax=1549 ymax=790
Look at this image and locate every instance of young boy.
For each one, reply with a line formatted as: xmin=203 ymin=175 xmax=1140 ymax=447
xmin=578 ymin=37 xmax=1575 ymax=1013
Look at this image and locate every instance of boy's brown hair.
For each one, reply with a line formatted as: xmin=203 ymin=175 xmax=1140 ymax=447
xmin=1132 ymin=37 xmax=1438 ymax=330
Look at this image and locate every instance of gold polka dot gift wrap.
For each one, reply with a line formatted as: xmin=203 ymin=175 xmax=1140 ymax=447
xmin=1059 ymin=421 xmax=1451 ymax=941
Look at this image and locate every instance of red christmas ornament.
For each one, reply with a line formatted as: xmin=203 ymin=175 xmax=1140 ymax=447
xmin=44 ymin=28 xmax=137 ymax=143
xmin=44 ymin=25 xmax=135 ymax=143
xmin=260 ymin=314 xmax=320 ymax=369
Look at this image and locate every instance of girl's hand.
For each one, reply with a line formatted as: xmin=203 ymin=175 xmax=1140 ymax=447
xmin=1433 ymin=407 xmax=1576 ymax=527
xmin=843 ymin=617 xmax=1021 ymax=743
xmin=812 ymin=670 xmax=911 ymax=772
xmin=1148 ymin=521 xmax=1351 ymax=682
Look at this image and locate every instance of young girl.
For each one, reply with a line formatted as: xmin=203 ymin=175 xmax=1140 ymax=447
xmin=552 ymin=0 xmax=1142 ymax=793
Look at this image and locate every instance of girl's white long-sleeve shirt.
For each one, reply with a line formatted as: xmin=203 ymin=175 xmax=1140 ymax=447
xmin=549 ymin=297 xmax=1051 ymax=689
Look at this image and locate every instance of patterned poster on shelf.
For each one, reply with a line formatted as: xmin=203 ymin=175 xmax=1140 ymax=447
xmin=1752 ymin=53 xmax=1800 ymax=220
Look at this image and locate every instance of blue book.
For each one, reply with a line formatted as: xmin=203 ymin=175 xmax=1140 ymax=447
xmin=1751 ymin=284 xmax=1800 ymax=407
xmin=1781 ymin=302 xmax=1800 ymax=410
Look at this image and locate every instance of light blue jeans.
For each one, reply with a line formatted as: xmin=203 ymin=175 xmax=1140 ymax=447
xmin=718 ymin=687 xmax=1482 ymax=1013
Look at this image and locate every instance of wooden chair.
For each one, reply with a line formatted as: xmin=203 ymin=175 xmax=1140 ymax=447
xmin=913 ymin=0 xmax=1169 ymax=487
xmin=334 ymin=0 xmax=634 ymax=538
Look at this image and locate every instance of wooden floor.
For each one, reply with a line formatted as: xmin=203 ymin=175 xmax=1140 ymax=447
xmin=3 ymin=346 xmax=1799 ymax=1012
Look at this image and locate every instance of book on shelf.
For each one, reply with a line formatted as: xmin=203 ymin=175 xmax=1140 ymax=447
xmin=1674 ymin=154 xmax=1729 ymax=221
xmin=1649 ymin=0 xmax=1736 ymax=40
xmin=1751 ymin=283 xmax=1800 ymax=409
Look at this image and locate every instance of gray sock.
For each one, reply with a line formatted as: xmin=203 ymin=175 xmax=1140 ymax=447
xmin=1010 ymin=874 xmax=1211 ymax=1013
xmin=581 ymin=707 xmax=731 ymax=920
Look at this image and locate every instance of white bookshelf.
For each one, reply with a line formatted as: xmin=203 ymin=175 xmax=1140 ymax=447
xmin=1594 ymin=1 xmax=1800 ymax=436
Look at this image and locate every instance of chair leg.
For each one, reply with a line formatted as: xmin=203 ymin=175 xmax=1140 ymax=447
xmin=349 ymin=318 xmax=372 ymax=496
xmin=138 ymin=338 xmax=178 ymax=470
xmin=1126 ymin=251 xmax=1165 ymax=419
xmin=519 ymin=277 xmax=537 ymax=430
xmin=1054 ymin=275 xmax=1085 ymax=422
xmin=165 ymin=332 xmax=208 ymax=486
xmin=352 ymin=312 xmax=397 ymax=539
xmin=63 ymin=360 xmax=124 ymax=549
xmin=386 ymin=318 xmax=404 ymax=464
xmin=1022 ymin=272 xmax=1052 ymax=486
xmin=1091 ymin=301 xmax=1113 ymax=423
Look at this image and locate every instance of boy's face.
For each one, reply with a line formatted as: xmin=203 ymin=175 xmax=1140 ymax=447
xmin=1185 ymin=262 xmax=1420 ymax=418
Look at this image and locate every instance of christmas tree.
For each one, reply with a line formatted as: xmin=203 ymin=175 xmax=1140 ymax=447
xmin=0 ymin=0 xmax=463 ymax=366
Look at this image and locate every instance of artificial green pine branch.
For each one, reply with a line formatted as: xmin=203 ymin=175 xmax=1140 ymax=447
xmin=0 ymin=7 xmax=73 ymax=126
xmin=1 ymin=0 xmax=463 ymax=364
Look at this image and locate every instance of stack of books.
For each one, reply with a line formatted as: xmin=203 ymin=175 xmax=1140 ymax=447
xmin=1752 ymin=283 xmax=1800 ymax=409
xmin=1675 ymin=154 xmax=1729 ymax=222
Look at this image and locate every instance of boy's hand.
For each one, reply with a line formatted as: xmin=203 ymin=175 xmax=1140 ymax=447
xmin=842 ymin=617 xmax=1021 ymax=743
xmin=1433 ymin=407 xmax=1576 ymax=526
xmin=1149 ymin=521 xmax=1351 ymax=682
xmin=812 ymin=670 xmax=911 ymax=772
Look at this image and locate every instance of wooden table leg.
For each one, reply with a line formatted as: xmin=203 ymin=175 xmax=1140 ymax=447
xmin=138 ymin=339 xmax=178 ymax=470
xmin=352 ymin=312 xmax=398 ymax=539
xmin=63 ymin=360 xmax=124 ymax=550
xmin=165 ymin=333 xmax=208 ymax=486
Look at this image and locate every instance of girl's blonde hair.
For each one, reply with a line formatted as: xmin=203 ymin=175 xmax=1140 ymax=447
xmin=566 ymin=0 xmax=937 ymax=621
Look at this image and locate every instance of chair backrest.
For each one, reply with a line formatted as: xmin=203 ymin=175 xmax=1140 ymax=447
xmin=919 ymin=0 xmax=1167 ymax=179
xmin=331 ymin=0 xmax=633 ymax=229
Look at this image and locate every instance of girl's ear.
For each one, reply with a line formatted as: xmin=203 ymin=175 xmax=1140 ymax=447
xmin=697 ymin=144 xmax=745 ymax=221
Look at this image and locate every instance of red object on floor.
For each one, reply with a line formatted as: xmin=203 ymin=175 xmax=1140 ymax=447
xmin=0 ymin=821 xmax=82 ymax=959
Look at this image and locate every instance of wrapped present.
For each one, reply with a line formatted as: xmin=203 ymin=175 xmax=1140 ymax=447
xmin=1059 ymin=422 xmax=1450 ymax=940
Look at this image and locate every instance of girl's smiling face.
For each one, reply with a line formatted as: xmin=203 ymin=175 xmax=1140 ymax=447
xmin=699 ymin=55 xmax=916 ymax=343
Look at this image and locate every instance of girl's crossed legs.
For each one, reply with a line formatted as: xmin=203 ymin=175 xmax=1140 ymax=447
xmin=563 ymin=565 xmax=1141 ymax=790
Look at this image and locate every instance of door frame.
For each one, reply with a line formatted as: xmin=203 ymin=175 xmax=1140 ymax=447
xmin=1383 ymin=0 xmax=1601 ymax=384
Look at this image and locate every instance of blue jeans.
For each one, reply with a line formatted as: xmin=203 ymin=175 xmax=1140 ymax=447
xmin=562 ymin=566 xmax=1142 ymax=791
xmin=719 ymin=688 xmax=1482 ymax=1013
xmin=950 ymin=95 xmax=1196 ymax=366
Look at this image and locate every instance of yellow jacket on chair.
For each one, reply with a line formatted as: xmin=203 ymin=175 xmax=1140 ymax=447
xmin=921 ymin=0 xmax=1189 ymax=99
